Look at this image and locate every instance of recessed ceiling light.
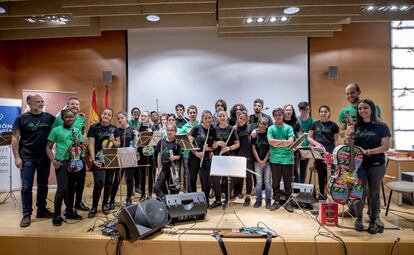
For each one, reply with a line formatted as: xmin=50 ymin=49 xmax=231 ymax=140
xmin=377 ymin=6 xmax=386 ymax=11
xmin=146 ymin=15 xmax=160 ymax=22
xmin=269 ymin=16 xmax=277 ymax=23
xmin=367 ymin=6 xmax=375 ymax=11
xmin=400 ymin=6 xmax=409 ymax=11
xmin=256 ymin=17 xmax=264 ymax=23
xmin=283 ymin=6 xmax=300 ymax=15
xmin=390 ymin=6 xmax=398 ymax=11
xmin=0 ymin=6 xmax=6 ymax=14
xmin=280 ymin=16 xmax=289 ymax=22
xmin=245 ymin=17 xmax=253 ymax=24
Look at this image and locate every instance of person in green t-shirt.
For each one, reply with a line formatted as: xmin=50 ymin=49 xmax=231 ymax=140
xmin=297 ymin=101 xmax=314 ymax=184
xmin=177 ymin=105 xmax=199 ymax=192
xmin=46 ymin=109 xmax=84 ymax=226
xmin=52 ymin=96 xmax=89 ymax=212
xmin=267 ymin=108 xmax=295 ymax=213
xmin=128 ymin=107 xmax=141 ymax=128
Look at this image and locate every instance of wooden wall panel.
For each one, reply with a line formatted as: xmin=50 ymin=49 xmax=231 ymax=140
xmin=309 ymin=22 xmax=392 ymax=131
xmin=0 ymin=41 xmax=14 ymax=98
xmin=8 ymin=31 xmax=126 ymax=121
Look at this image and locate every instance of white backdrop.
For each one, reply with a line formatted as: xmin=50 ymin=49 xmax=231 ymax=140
xmin=127 ymin=28 xmax=308 ymax=115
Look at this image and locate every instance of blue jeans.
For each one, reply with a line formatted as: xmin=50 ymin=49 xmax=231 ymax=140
xmin=254 ymin=162 xmax=271 ymax=202
xmin=20 ymin=159 xmax=51 ymax=215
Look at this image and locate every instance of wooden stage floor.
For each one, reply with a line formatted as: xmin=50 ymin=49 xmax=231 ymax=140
xmin=1 ymin=187 xmax=414 ymax=255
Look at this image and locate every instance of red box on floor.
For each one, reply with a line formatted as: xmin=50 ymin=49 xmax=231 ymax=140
xmin=319 ymin=203 xmax=338 ymax=226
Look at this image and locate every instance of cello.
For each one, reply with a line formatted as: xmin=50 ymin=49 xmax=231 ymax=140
xmin=328 ymin=113 xmax=364 ymax=205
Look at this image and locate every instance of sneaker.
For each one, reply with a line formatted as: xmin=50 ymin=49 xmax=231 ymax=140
xmin=74 ymin=201 xmax=90 ymax=211
xmin=209 ymin=201 xmax=222 ymax=209
xmin=222 ymin=201 xmax=228 ymax=210
xmin=230 ymin=194 xmax=237 ymax=201
xmin=265 ymin=201 xmax=271 ymax=209
xmin=354 ymin=219 xmax=364 ymax=232
xmin=243 ymin=197 xmax=251 ymax=207
xmin=367 ymin=222 xmax=384 ymax=234
xmin=237 ymin=193 xmax=244 ymax=199
xmin=64 ymin=210 xmax=83 ymax=220
xmin=102 ymin=204 xmax=111 ymax=215
xmin=36 ymin=208 xmax=53 ymax=218
xmin=52 ymin=215 xmax=64 ymax=226
xmin=270 ymin=201 xmax=281 ymax=211
xmin=88 ymin=208 xmax=97 ymax=218
xmin=338 ymin=209 xmax=356 ymax=218
xmin=254 ymin=201 xmax=262 ymax=208
xmin=109 ymin=203 xmax=116 ymax=210
xmin=20 ymin=214 xmax=31 ymax=228
xmin=284 ymin=202 xmax=294 ymax=213
xmin=125 ymin=198 xmax=132 ymax=207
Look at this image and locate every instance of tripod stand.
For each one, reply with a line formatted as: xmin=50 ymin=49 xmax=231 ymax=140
xmin=1 ymin=144 xmax=18 ymax=206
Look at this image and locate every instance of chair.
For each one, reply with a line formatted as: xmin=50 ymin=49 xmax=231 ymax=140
xmin=385 ymin=181 xmax=414 ymax=216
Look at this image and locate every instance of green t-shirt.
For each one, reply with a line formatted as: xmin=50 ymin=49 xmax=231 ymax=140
xmin=52 ymin=114 xmax=86 ymax=131
xmin=128 ymin=120 xmax=141 ymax=128
xmin=177 ymin=121 xmax=200 ymax=159
xmin=338 ymin=104 xmax=382 ymax=124
xmin=298 ymin=117 xmax=314 ymax=147
xmin=267 ymin=123 xmax=295 ymax=165
xmin=48 ymin=126 xmax=83 ymax=161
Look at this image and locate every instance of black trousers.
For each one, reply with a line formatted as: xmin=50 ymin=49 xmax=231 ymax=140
xmin=91 ymin=166 xmax=116 ymax=209
xmin=295 ymin=158 xmax=309 ymax=184
xmin=154 ymin=168 xmax=172 ymax=198
xmin=54 ymin=161 xmax=76 ymax=215
xmin=270 ymin=163 xmax=293 ymax=200
xmin=138 ymin=155 xmax=155 ymax=197
xmin=188 ymin=156 xmax=211 ymax=203
xmin=74 ymin=158 xmax=87 ymax=205
xmin=315 ymin=159 xmax=328 ymax=195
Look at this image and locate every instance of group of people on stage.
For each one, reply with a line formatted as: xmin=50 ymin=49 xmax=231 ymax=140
xmin=11 ymin=83 xmax=390 ymax=235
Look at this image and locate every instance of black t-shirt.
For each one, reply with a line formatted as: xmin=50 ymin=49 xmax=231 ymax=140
xmin=151 ymin=123 xmax=161 ymax=131
xmin=189 ymin=124 xmax=217 ymax=159
xmin=13 ymin=112 xmax=55 ymax=161
xmin=249 ymin=113 xmax=273 ymax=127
xmin=213 ymin=125 xmax=239 ymax=156
xmin=176 ymin=117 xmax=189 ymax=129
xmin=87 ymin=123 xmax=119 ymax=154
xmin=355 ymin=121 xmax=391 ymax=166
xmin=284 ymin=119 xmax=302 ymax=138
xmin=310 ymin=120 xmax=339 ymax=153
xmin=251 ymin=131 xmax=269 ymax=161
xmin=236 ymin=124 xmax=253 ymax=159
xmin=118 ymin=126 xmax=136 ymax=147
xmin=156 ymin=138 xmax=181 ymax=169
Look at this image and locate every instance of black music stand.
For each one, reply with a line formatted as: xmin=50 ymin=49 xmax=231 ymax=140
xmin=176 ymin=134 xmax=197 ymax=151
xmin=137 ymin=131 xmax=163 ymax=147
xmin=1 ymin=132 xmax=17 ymax=205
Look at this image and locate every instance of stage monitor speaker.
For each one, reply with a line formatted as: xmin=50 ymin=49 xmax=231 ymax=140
xmin=328 ymin=66 xmax=339 ymax=80
xmin=103 ymin=71 xmax=112 ymax=84
xmin=116 ymin=198 xmax=170 ymax=242
xmin=164 ymin=192 xmax=207 ymax=223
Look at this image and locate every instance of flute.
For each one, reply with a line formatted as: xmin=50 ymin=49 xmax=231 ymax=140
xmin=219 ymin=126 xmax=235 ymax=156
xmin=199 ymin=126 xmax=210 ymax=167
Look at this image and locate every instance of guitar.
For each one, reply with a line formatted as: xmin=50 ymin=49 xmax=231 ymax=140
xmin=68 ymin=129 xmax=84 ymax=172
xmin=169 ymin=149 xmax=180 ymax=192
xmin=96 ymin=126 xmax=116 ymax=165
xmin=328 ymin=113 xmax=364 ymax=205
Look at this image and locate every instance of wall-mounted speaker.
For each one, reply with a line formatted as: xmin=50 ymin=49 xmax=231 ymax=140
xmin=102 ymin=71 xmax=112 ymax=84
xmin=328 ymin=66 xmax=339 ymax=80
xmin=165 ymin=192 xmax=207 ymax=223
xmin=116 ymin=198 xmax=170 ymax=242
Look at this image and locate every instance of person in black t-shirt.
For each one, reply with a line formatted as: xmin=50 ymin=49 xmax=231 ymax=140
xmin=346 ymin=99 xmax=391 ymax=234
xmin=229 ymin=103 xmax=247 ymax=126
xmin=210 ymin=111 xmax=240 ymax=209
xmin=154 ymin=123 xmax=181 ymax=198
xmin=307 ymin=105 xmax=339 ymax=200
xmin=283 ymin=104 xmax=303 ymax=184
xmin=188 ymin=110 xmax=218 ymax=206
xmin=251 ymin=117 xmax=271 ymax=209
xmin=87 ymin=108 xmax=120 ymax=218
xmin=175 ymin=104 xmax=189 ymax=129
xmin=12 ymin=94 xmax=55 ymax=227
xmin=108 ymin=112 xmax=138 ymax=207
xmin=249 ymin=98 xmax=273 ymax=128
xmin=212 ymin=99 xmax=227 ymax=126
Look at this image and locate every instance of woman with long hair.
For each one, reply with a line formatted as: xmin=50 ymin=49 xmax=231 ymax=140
xmin=346 ymin=99 xmax=391 ymax=234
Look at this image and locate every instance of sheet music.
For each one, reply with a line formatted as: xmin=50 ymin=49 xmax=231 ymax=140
xmin=210 ymin=156 xmax=246 ymax=178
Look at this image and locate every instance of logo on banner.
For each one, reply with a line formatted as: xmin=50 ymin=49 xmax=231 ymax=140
xmin=0 ymin=113 xmax=3 ymax=120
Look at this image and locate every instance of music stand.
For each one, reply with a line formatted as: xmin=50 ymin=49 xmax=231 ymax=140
xmin=176 ymin=134 xmax=198 ymax=151
xmin=137 ymin=131 xmax=163 ymax=147
xmin=102 ymin=147 xmax=138 ymax=207
xmin=1 ymin=132 xmax=17 ymax=205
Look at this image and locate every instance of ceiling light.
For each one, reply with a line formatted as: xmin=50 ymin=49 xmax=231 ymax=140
xmin=245 ymin=17 xmax=253 ymax=24
xmin=283 ymin=6 xmax=300 ymax=15
xmin=280 ymin=16 xmax=289 ymax=22
xmin=256 ymin=17 xmax=264 ymax=23
xmin=24 ymin=15 xmax=72 ymax=25
xmin=390 ymin=6 xmax=398 ymax=11
xmin=377 ymin=6 xmax=386 ymax=11
xmin=0 ymin=6 xmax=6 ymax=14
xmin=269 ymin=16 xmax=277 ymax=23
xmin=367 ymin=6 xmax=375 ymax=11
xmin=146 ymin=15 xmax=160 ymax=22
xmin=400 ymin=6 xmax=410 ymax=11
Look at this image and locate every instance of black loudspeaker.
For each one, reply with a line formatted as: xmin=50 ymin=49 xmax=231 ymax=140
xmin=164 ymin=192 xmax=207 ymax=223
xmin=102 ymin=70 xmax=112 ymax=84
xmin=116 ymin=198 xmax=170 ymax=242
xmin=328 ymin=66 xmax=339 ymax=80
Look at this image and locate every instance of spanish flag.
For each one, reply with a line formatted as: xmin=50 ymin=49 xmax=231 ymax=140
xmin=90 ymin=87 xmax=99 ymax=124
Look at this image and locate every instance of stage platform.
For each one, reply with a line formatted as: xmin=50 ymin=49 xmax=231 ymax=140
xmin=1 ymin=188 xmax=414 ymax=255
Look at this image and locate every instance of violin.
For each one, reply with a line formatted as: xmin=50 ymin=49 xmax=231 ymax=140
xmin=328 ymin=113 xmax=364 ymax=205
xmin=68 ymin=129 xmax=84 ymax=172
